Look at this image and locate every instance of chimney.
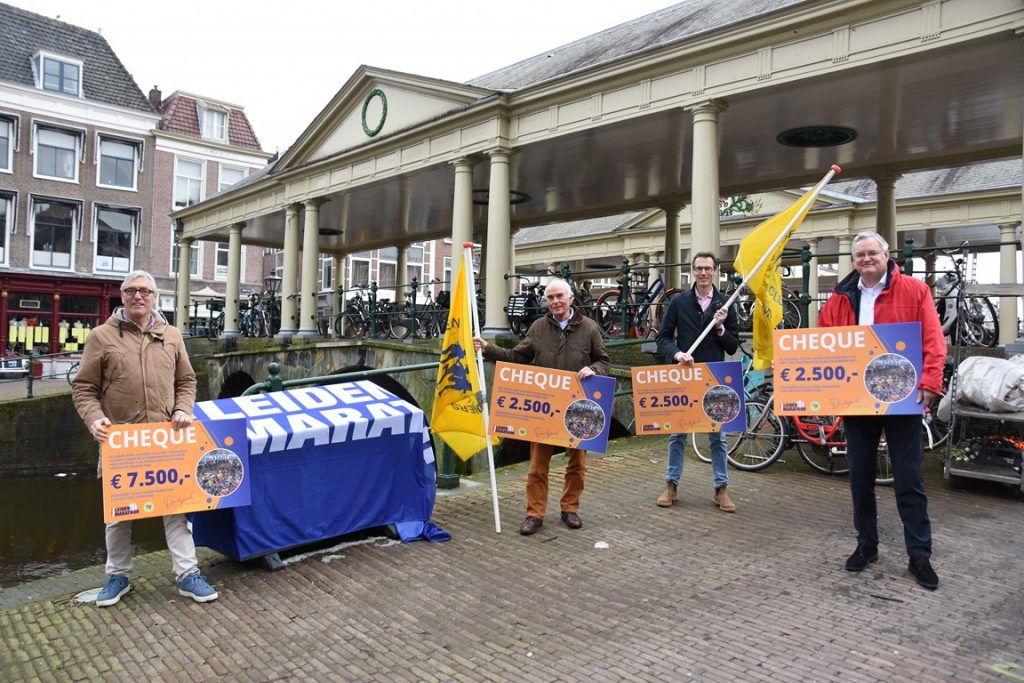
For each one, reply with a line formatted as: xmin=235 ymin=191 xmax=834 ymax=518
xmin=148 ymin=86 xmax=162 ymax=112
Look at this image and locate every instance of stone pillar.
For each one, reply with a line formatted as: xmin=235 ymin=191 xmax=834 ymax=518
xmin=333 ymin=253 xmax=346 ymax=338
xmin=450 ymin=158 xmax=475 ymax=283
xmin=296 ymin=199 xmax=323 ymax=339
xmin=837 ymin=235 xmax=853 ymax=281
xmin=873 ymin=173 xmax=901 ymax=250
xmin=807 ymin=238 xmax=821 ymax=328
xmin=396 ymin=244 xmax=409 ymax=304
xmin=175 ymin=237 xmax=192 ymax=335
xmin=687 ymin=101 xmax=726 ymax=257
xmin=664 ymin=205 xmax=682 ymax=290
xmin=221 ymin=223 xmax=243 ymax=338
xmin=278 ymin=204 xmax=301 ymax=340
xmin=482 ymin=149 xmax=512 ymax=337
xmin=998 ymin=222 xmax=1020 ymax=344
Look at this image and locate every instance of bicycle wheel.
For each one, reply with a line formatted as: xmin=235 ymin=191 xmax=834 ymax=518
xmin=66 ymin=362 xmax=80 ymax=386
xmin=336 ymin=307 xmax=366 ymax=338
xmin=794 ymin=415 xmax=849 ymax=475
xmin=387 ymin=303 xmax=413 ymax=339
xmin=597 ymin=291 xmax=627 ymax=337
xmin=688 ymin=433 xmax=715 ymax=464
xmin=782 ymin=296 xmax=801 ymax=329
xmin=922 ymin=396 xmax=950 ymax=451
xmin=875 ymin=440 xmax=893 ymax=486
xmin=726 ymin=400 xmax=786 ymax=471
xmin=956 ymin=296 xmax=998 ymax=348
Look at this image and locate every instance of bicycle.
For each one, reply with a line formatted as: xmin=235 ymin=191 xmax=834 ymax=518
xmin=65 ymin=360 xmax=80 ymax=386
xmin=596 ymin=269 xmax=677 ymax=339
xmin=932 ymin=242 xmax=998 ymax=348
xmin=333 ymin=287 xmax=392 ymax=339
xmin=504 ymin=276 xmax=546 ymax=338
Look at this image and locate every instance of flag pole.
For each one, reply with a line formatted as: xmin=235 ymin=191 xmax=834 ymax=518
xmin=685 ymin=164 xmax=842 ymax=355
xmin=463 ymin=243 xmax=502 ymax=533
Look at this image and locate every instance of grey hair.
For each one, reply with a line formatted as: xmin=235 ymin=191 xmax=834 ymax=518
xmin=851 ymin=230 xmax=889 ymax=255
xmin=120 ymin=270 xmax=158 ymax=294
xmin=544 ymin=278 xmax=573 ymax=298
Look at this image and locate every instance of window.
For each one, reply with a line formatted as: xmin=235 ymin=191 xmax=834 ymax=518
xmin=274 ymin=249 xmax=284 ymax=277
xmin=0 ymin=117 xmax=13 ymax=172
xmin=171 ymin=235 xmax=200 ymax=277
xmin=198 ymin=103 xmax=227 ymax=142
xmin=0 ymin=193 xmax=13 ymax=263
xmin=443 ymin=257 xmax=452 ymax=290
xmin=219 ymin=165 xmax=245 ymax=192
xmin=215 ymin=243 xmax=229 ymax=280
xmin=35 ymin=126 xmax=79 ymax=181
xmin=378 ymin=262 xmax=397 ymax=288
xmin=320 ymin=254 xmax=333 ymax=290
xmin=98 ymin=137 xmax=139 ymax=189
xmin=351 ymin=258 xmax=370 ymax=287
xmin=174 ymin=158 xmax=203 ymax=209
xmin=94 ymin=206 xmax=137 ymax=274
xmin=34 ymin=53 xmax=82 ymax=97
xmin=31 ymin=198 xmax=77 ymax=269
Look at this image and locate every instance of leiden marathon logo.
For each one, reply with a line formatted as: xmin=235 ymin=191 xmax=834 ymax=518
xmin=782 ymin=400 xmax=806 ymax=412
xmin=641 ymin=423 xmax=661 ymax=432
xmin=493 ymin=425 xmax=515 ymax=435
xmin=111 ymin=503 xmax=139 ymax=518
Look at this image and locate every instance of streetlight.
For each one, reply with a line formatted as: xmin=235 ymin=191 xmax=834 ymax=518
xmin=263 ymin=274 xmax=282 ymax=336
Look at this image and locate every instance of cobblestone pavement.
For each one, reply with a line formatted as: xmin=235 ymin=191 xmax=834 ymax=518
xmin=1 ymin=437 xmax=1021 ymax=682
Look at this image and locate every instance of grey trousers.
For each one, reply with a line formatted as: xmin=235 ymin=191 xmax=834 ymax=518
xmin=104 ymin=513 xmax=199 ymax=582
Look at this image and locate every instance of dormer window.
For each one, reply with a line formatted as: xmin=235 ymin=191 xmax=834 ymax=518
xmin=32 ymin=52 xmax=83 ymax=97
xmin=197 ymin=102 xmax=227 ymax=142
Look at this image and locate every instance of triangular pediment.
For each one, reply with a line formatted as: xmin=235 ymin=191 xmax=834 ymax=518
xmin=277 ymin=66 xmax=493 ymax=169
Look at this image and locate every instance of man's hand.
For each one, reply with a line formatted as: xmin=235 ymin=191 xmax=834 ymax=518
xmin=917 ymin=388 xmax=938 ymax=406
xmin=713 ymin=306 xmax=728 ymax=332
xmin=472 ymin=336 xmax=487 ymax=352
xmin=171 ymin=409 xmax=193 ymax=430
xmin=89 ymin=417 xmax=112 ymax=444
xmin=578 ymin=366 xmax=595 ymax=380
xmin=674 ymin=351 xmax=694 ymax=365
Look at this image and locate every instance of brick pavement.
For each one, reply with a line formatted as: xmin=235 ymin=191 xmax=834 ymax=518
xmin=1 ymin=437 xmax=1022 ymax=682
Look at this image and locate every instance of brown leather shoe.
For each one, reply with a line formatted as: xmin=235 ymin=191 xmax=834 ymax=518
xmin=713 ymin=485 xmax=736 ymax=512
xmin=519 ymin=516 xmax=543 ymax=535
xmin=560 ymin=511 xmax=582 ymax=529
xmin=656 ymin=480 xmax=678 ymax=507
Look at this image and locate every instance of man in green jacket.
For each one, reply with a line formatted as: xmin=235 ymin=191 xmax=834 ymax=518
xmin=474 ymin=279 xmax=610 ymax=535
xmin=72 ymin=270 xmax=219 ymax=607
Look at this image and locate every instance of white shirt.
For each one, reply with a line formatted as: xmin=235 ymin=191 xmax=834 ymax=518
xmin=857 ymin=273 xmax=887 ymax=326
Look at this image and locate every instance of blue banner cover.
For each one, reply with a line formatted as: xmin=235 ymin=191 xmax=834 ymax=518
xmin=189 ymin=381 xmax=442 ymax=560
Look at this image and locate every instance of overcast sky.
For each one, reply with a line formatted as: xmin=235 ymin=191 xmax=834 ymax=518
xmin=8 ymin=0 xmax=676 ymax=153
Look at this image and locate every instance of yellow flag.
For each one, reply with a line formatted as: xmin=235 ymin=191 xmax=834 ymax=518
xmin=431 ymin=263 xmax=495 ymax=460
xmin=733 ymin=187 xmax=817 ymax=371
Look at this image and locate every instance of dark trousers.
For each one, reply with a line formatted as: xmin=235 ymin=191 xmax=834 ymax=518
xmin=844 ymin=414 xmax=932 ymax=559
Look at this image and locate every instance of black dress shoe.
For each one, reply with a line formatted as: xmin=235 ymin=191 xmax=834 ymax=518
xmin=560 ymin=511 xmax=582 ymax=529
xmin=519 ymin=516 xmax=543 ymax=535
xmin=845 ymin=543 xmax=879 ymax=571
xmin=908 ymin=557 xmax=939 ymax=590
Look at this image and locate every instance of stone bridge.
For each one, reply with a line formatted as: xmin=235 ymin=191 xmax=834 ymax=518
xmin=197 ymin=338 xmax=640 ymax=472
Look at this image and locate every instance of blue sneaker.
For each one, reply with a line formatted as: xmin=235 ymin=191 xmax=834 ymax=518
xmin=96 ymin=575 xmax=132 ymax=607
xmin=178 ymin=572 xmax=218 ymax=603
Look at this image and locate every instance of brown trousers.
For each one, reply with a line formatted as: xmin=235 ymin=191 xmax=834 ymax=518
xmin=526 ymin=442 xmax=587 ymax=519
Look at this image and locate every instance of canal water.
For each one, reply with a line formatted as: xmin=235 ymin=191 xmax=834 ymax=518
xmin=0 ymin=474 xmax=165 ymax=588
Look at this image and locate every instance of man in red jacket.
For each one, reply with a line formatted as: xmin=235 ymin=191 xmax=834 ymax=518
xmin=819 ymin=231 xmax=945 ymax=590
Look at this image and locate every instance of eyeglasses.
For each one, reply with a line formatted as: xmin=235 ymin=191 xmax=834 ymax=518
xmin=854 ymin=250 xmax=884 ymax=260
xmin=122 ymin=287 xmax=155 ymax=297
xmin=693 ymin=266 xmax=717 ymax=273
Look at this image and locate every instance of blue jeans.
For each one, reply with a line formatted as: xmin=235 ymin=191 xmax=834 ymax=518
xmin=667 ymin=432 xmax=729 ymax=490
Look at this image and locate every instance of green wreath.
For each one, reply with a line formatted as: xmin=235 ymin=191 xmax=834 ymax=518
xmin=361 ymin=89 xmax=387 ymax=137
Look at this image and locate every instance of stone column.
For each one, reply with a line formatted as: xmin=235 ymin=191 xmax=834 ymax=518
xmin=175 ymin=236 xmax=192 ymax=335
xmin=278 ymin=204 xmax=301 ymax=340
xmin=807 ymin=237 xmax=821 ymax=328
xmin=873 ymin=173 xmax=901 ymax=250
xmin=221 ymin=223 xmax=243 ymax=338
xmin=450 ymin=158 xmax=475 ymax=283
xmin=333 ymin=252 xmax=346 ymax=338
xmin=663 ymin=205 xmax=682 ymax=290
xmin=296 ymin=199 xmax=323 ymax=339
xmin=687 ymin=101 xmax=726 ymax=257
xmin=396 ymin=244 xmax=409 ymax=304
xmin=649 ymin=251 xmax=664 ymax=289
xmin=998 ymin=222 xmax=1020 ymax=344
xmin=482 ymin=149 xmax=512 ymax=337
xmin=837 ymin=235 xmax=853 ymax=281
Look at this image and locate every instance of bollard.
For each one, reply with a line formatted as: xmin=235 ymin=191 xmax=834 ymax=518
xmin=25 ymin=350 xmax=36 ymax=399
xmin=436 ymin=441 xmax=461 ymax=489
